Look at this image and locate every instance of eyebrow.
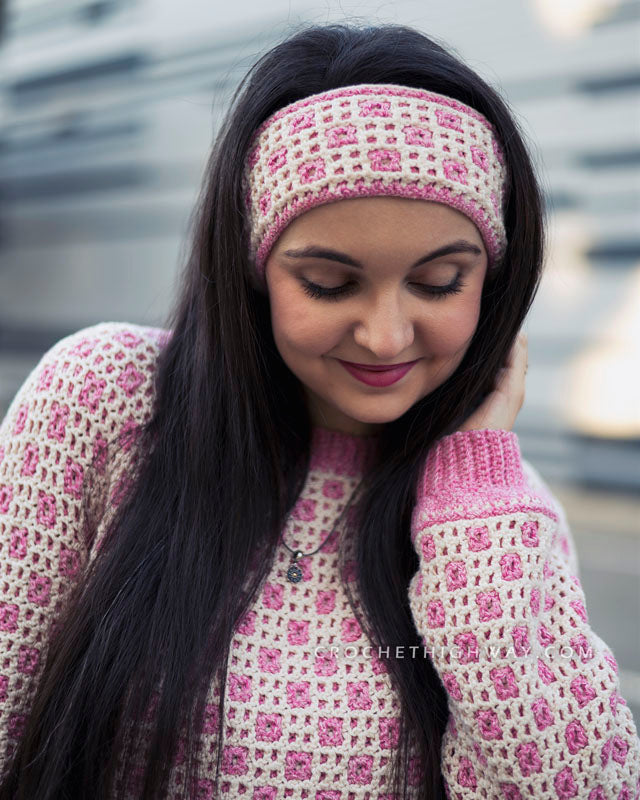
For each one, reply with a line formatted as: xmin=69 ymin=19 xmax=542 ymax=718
xmin=281 ymin=239 xmax=483 ymax=269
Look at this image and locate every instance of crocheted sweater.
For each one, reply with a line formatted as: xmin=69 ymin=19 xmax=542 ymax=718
xmin=0 ymin=321 xmax=639 ymax=800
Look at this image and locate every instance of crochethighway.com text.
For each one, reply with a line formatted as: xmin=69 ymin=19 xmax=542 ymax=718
xmin=313 ymin=644 xmax=595 ymax=662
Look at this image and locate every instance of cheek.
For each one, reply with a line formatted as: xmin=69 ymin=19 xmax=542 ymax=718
xmin=270 ymin=289 xmax=343 ymax=357
xmin=418 ymin=296 xmax=482 ymax=356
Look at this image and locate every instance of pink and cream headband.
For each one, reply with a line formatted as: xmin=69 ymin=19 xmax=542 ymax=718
xmin=242 ymin=83 xmax=508 ymax=284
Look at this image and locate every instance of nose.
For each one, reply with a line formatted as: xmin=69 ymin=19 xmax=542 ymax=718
xmin=351 ymin=288 xmax=415 ymax=359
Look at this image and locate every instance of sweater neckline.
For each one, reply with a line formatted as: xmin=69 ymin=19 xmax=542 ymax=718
xmin=309 ymin=424 xmax=379 ymax=477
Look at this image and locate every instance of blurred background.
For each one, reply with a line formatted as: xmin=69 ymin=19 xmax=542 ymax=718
xmin=0 ymin=0 xmax=638 ymax=726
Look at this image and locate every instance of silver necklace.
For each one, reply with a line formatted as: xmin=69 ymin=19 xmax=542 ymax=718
xmin=281 ymin=489 xmax=356 ymax=583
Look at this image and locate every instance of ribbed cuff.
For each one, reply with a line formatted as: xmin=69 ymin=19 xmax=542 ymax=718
xmin=416 ymin=428 xmax=526 ymax=506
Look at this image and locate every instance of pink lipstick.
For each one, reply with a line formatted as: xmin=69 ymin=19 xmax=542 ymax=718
xmin=337 ymin=359 xmax=419 ymax=387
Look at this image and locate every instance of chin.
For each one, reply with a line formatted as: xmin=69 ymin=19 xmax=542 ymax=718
xmin=332 ymin=396 xmax=417 ymax=426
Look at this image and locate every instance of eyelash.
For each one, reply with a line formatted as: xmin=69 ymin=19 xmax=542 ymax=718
xmin=300 ymin=275 xmax=466 ymax=302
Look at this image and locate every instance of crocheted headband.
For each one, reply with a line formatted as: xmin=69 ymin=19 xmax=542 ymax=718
xmin=242 ymin=83 xmax=509 ymax=285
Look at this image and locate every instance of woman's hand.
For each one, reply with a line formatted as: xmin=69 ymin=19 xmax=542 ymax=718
xmin=457 ymin=331 xmax=528 ymax=433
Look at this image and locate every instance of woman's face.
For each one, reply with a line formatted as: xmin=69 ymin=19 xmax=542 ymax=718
xmin=264 ymin=197 xmax=488 ymax=436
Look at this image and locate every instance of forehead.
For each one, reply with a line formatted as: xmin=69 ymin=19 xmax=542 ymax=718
xmin=273 ymin=197 xmax=484 ymax=249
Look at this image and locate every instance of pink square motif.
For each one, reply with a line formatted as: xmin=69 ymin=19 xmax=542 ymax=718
xmin=267 ymin=146 xmax=288 ymax=175
xmin=443 ymin=159 xmax=468 ymax=185
xmin=289 ymin=111 xmax=315 ymax=134
xmin=326 ymin=125 xmax=358 ymax=148
xmin=298 ymin=158 xmax=326 ymax=184
xmin=435 ymin=109 xmax=463 ymax=132
xmin=347 ymin=754 xmax=373 ymax=784
xmin=259 ymin=190 xmax=271 ymax=216
xmin=403 ymin=125 xmax=433 ymax=147
xmin=317 ymin=716 xmax=343 ymax=746
xmin=368 ymin=148 xmax=401 ymax=171
xmin=470 ymin=145 xmax=489 ymax=172
xmin=358 ymin=99 xmax=391 ymax=117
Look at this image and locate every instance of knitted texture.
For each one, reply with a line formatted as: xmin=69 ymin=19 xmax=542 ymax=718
xmin=242 ymin=83 xmax=509 ymax=284
xmin=1 ymin=322 xmax=639 ymax=799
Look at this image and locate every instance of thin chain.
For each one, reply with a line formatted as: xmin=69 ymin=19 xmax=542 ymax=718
xmin=281 ymin=483 xmax=359 ymax=582
xmin=281 ymin=504 xmax=348 ymax=558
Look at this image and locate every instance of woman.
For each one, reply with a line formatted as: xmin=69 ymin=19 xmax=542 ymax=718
xmin=0 ymin=21 xmax=638 ymax=800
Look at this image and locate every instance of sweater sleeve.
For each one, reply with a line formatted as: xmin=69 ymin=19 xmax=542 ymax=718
xmin=407 ymin=428 xmax=640 ymax=800
xmin=0 ymin=322 xmax=164 ymax=773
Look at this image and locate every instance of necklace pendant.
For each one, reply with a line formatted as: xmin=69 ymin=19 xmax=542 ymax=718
xmin=286 ymin=550 xmax=304 ymax=583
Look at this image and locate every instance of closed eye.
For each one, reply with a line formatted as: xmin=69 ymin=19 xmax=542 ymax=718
xmin=300 ymin=275 xmax=466 ymax=302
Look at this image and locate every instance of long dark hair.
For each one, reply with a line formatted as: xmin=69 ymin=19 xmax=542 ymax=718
xmin=0 ymin=21 xmax=545 ymax=800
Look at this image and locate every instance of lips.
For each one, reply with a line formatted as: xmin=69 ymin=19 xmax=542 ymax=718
xmin=343 ymin=361 xmax=416 ymax=371
xmin=337 ymin=359 xmax=419 ymax=387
